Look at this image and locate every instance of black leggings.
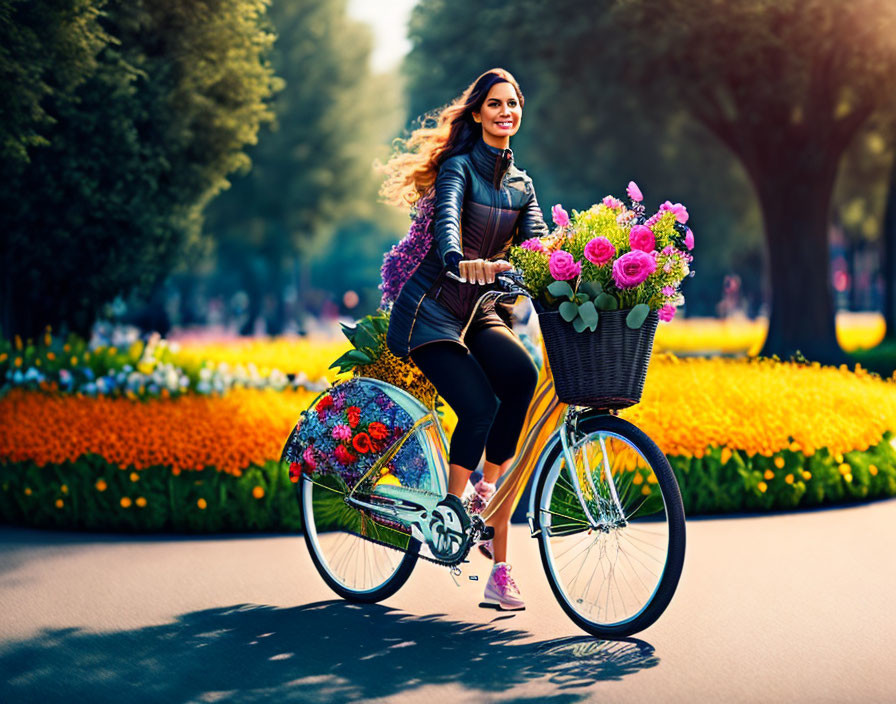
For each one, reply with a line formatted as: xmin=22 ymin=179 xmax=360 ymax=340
xmin=409 ymin=325 xmax=538 ymax=470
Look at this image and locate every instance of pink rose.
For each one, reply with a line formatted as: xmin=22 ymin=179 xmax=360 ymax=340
xmin=612 ymin=250 xmax=657 ymax=289
xmin=332 ymin=423 xmax=352 ymax=441
xmin=302 ymin=446 xmax=317 ymax=469
xmin=659 ymin=304 xmax=676 ymax=322
xmin=548 ymin=250 xmax=581 ymax=280
xmin=661 ymin=285 xmax=675 ymax=296
xmin=626 ymin=181 xmax=643 ymax=202
xmin=660 ymin=200 xmax=689 ymax=224
xmin=551 ymin=204 xmax=570 ymax=228
xmin=629 ymin=225 xmax=655 ymax=252
xmin=520 ymin=237 xmax=545 ymax=252
xmin=602 ymin=196 xmax=623 ymax=209
xmin=684 ymin=227 xmax=694 ymax=250
xmin=583 ymin=237 xmax=616 ymax=266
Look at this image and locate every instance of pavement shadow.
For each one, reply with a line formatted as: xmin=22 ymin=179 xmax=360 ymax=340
xmin=0 ymin=601 xmax=658 ymax=703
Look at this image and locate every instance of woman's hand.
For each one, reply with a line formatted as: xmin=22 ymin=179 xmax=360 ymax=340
xmin=458 ymin=258 xmax=513 ymax=285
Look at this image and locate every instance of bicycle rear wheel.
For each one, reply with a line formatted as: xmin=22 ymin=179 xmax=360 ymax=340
xmin=301 ymin=472 xmax=419 ymax=603
xmin=535 ymin=413 xmax=685 ymax=637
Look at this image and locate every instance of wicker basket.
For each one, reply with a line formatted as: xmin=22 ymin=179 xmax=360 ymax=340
xmin=536 ymin=307 xmax=659 ymax=409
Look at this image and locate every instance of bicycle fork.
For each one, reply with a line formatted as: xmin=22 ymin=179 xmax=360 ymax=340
xmin=556 ymin=408 xmax=629 ymax=532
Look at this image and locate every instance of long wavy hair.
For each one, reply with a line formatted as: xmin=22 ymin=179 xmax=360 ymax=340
xmin=375 ymin=68 xmax=525 ymax=209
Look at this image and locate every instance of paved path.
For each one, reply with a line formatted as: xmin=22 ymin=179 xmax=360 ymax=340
xmin=1 ymin=498 xmax=894 ymax=703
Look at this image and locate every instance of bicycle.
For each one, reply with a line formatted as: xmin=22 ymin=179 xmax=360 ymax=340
xmin=281 ymin=269 xmax=686 ymax=638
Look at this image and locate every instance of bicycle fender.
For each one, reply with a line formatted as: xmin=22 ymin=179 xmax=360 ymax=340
xmin=526 ymin=430 xmax=564 ymax=537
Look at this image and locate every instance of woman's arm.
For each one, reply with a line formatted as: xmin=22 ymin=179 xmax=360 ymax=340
xmin=515 ymin=187 xmax=550 ymax=243
xmin=433 ymin=157 xmax=467 ymax=274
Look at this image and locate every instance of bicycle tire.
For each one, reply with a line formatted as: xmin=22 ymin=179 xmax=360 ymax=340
xmin=300 ymin=473 xmax=420 ymax=603
xmin=534 ymin=413 xmax=686 ymax=637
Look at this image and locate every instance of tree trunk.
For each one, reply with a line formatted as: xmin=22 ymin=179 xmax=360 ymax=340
xmin=882 ymin=155 xmax=896 ymax=340
xmin=753 ymin=157 xmax=847 ymax=365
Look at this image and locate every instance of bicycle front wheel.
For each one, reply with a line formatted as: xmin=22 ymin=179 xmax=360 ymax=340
xmin=301 ymin=473 xmax=419 ymax=603
xmin=535 ymin=413 xmax=685 ymax=638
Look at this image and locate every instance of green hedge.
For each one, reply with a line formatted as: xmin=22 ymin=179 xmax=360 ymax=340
xmin=1 ymin=432 xmax=894 ymax=532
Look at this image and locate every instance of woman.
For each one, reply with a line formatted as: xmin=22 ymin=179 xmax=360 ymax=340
xmin=378 ymin=68 xmax=549 ymax=610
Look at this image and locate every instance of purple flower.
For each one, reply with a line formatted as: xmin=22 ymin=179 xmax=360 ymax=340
xmin=626 ymin=181 xmax=643 ymax=202
xmin=629 ymin=225 xmax=655 ymax=253
xmin=662 ymin=285 xmax=675 ymax=296
xmin=684 ymin=227 xmax=695 ymax=250
xmin=659 ymin=304 xmax=676 ymax=322
xmin=552 ymin=204 xmax=570 ymax=228
xmin=521 ymin=237 xmax=546 ymax=252
xmin=379 ymin=190 xmax=436 ymax=306
xmin=549 ymin=250 xmax=582 ymax=280
xmin=602 ymin=195 xmax=623 ymax=209
xmin=612 ymin=250 xmax=657 ymax=289
xmin=583 ymin=237 xmax=615 ymax=266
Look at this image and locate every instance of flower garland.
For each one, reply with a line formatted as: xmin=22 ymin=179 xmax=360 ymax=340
xmin=379 ymin=189 xmax=436 ymax=307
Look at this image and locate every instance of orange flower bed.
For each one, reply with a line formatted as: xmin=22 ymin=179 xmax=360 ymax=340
xmin=0 ymin=388 xmax=318 ymax=475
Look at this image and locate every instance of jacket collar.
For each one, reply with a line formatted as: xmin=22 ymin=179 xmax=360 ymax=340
xmin=470 ymin=136 xmax=513 ymax=189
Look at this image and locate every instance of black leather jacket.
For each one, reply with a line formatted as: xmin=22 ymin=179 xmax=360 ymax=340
xmin=386 ymin=136 xmax=549 ymax=358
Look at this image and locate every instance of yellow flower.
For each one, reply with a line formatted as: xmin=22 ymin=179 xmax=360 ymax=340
xmin=71 ymin=356 xmax=78 ymax=365
xmin=785 ymin=473 xmax=794 ymax=484
xmin=758 ymin=481 xmax=768 ymax=493
xmin=46 ymin=352 xmax=55 ymax=361
xmin=64 ymin=344 xmax=71 ymax=353
xmin=647 ymin=473 xmax=658 ymax=484
xmin=720 ymin=447 xmax=732 ymax=464
xmin=641 ymin=485 xmax=652 ymax=495
xmin=61 ymin=484 xmax=68 ymax=494
xmin=130 ymin=472 xmax=139 ymax=482
xmin=844 ymin=473 xmax=853 ymax=483
xmin=120 ymin=497 xmax=132 ymax=508
xmin=136 ymin=496 xmax=147 ymax=507
xmin=55 ymin=498 xmax=64 ymax=509
xmin=774 ymin=457 xmax=785 ymax=469
xmin=838 ymin=463 xmax=851 ymax=476
xmin=197 ymin=498 xmax=207 ymax=510
xmin=252 ymin=486 xmax=265 ymax=499
xmin=0 ymin=353 xmax=6 ymax=363
xmin=96 ymin=479 xmax=107 ymax=492
xmin=802 ymin=471 xmax=812 ymax=481
xmin=763 ymin=469 xmax=775 ymax=480
xmin=633 ymin=473 xmax=644 ymax=485
xmin=15 ymin=357 xmax=22 ymax=367
xmin=24 ymin=487 xmax=32 ymax=495
xmin=834 ymin=453 xmax=844 ymax=464
xmin=869 ymin=465 xmax=878 ymax=476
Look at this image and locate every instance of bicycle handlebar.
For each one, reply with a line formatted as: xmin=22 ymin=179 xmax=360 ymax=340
xmin=444 ymin=267 xmax=535 ymax=304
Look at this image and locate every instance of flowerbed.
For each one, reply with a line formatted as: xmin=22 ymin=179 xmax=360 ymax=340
xmin=1 ymin=351 xmax=894 ymax=531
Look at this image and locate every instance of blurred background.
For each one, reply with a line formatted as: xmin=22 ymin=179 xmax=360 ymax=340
xmin=3 ymin=0 xmax=896 ymax=369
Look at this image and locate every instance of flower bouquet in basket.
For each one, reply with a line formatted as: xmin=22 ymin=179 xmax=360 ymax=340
xmin=508 ymin=181 xmax=695 ymax=408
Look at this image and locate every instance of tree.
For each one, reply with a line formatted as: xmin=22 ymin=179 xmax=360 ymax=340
xmin=608 ymin=0 xmax=896 ymax=362
xmin=203 ymin=0 xmax=405 ymax=334
xmin=0 ymin=0 xmax=281 ymax=339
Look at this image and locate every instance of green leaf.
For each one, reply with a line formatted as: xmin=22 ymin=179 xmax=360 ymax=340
xmin=578 ymin=300 xmax=598 ymax=327
xmin=328 ymin=351 xmax=358 ymax=370
xmin=339 ymin=322 xmax=357 ymax=342
xmin=345 ymin=349 xmax=374 ymax=364
xmin=579 ymin=281 xmax=602 ymax=298
xmin=353 ymin=326 xmax=381 ymax=354
xmin=559 ymin=300 xmax=578 ymax=322
xmin=547 ymin=280 xmax=575 ymax=299
xmin=595 ymin=292 xmax=619 ymax=311
xmin=575 ymin=292 xmax=589 ymax=304
xmin=572 ymin=316 xmax=588 ymax=332
xmin=370 ymin=315 xmax=389 ymax=334
xmin=626 ymin=303 xmax=650 ymax=329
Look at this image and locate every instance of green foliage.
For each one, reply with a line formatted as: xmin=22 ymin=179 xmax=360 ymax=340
xmin=0 ymin=456 xmax=302 ymax=533
xmin=329 ymin=311 xmax=389 ymax=374
xmin=0 ymin=0 xmax=281 ymax=339
xmin=625 ymin=303 xmax=650 ymax=329
xmin=509 ymin=245 xmax=553 ymax=298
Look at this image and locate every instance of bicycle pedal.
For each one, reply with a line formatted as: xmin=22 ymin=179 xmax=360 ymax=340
xmin=480 ymin=526 xmax=495 ymax=540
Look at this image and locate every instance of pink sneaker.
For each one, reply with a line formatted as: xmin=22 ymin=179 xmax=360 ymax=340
xmin=481 ymin=562 xmax=525 ymax=611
